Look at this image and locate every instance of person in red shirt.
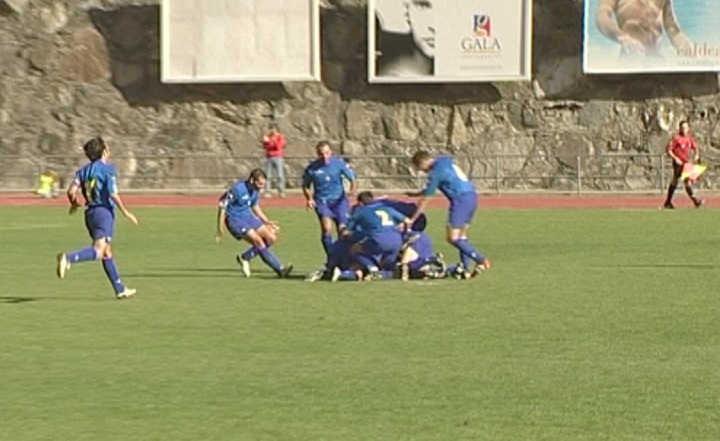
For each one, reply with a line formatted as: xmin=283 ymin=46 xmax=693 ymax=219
xmin=261 ymin=126 xmax=286 ymax=198
xmin=663 ymin=120 xmax=703 ymax=209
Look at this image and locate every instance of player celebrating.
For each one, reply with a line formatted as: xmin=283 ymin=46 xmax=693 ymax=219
xmin=302 ymin=141 xmax=357 ymax=255
xmin=345 ymin=191 xmax=410 ymax=280
xmin=55 ymin=137 xmax=138 ymax=299
xmin=406 ymin=151 xmax=490 ymax=279
xmin=663 ymin=120 xmax=704 ymax=209
xmin=217 ymin=168 xmax=293 ymax=278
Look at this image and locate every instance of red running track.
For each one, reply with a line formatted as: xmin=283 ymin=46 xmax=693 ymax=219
xmin=0 ymin=192 xmax=716 ymax=209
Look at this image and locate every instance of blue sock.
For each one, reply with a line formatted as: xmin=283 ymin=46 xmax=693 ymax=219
xmin=338 ymin=270 xmax=358 ymax=281
xmin=321 ymin=234 xmax=333 ymax=255
xmin=241 ymin=247 xmax=259 ymax=261
xmin=102 ymin=258 xmax=125 ymax=294
xmin=67 ymin=247 xmax=97 ymax=263
xmin=258 ymin=247 xmax=283 ymax=275
xmin=452 ymin=239 xmax=484 ymax=265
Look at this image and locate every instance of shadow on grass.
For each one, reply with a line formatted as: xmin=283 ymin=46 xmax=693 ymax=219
xmin=0 ymin=296 xmax=38 ymax=304
xmin=126 ymin=267 xmax=307 ymax=281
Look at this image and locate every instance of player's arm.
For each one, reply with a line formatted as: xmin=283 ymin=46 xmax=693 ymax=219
xmin=66 ymin=178 xmax=82 ymax=214
xmin=341 ymin=161 xmax=358 ymax=196
xmin=664 ymin=0 xmax=692 ymax=51
xmin=110 ymin=194 xmax=138 ymax=225
xmin=595 ymin=0 xmax=645 ymax=54
xmin=302 ymin=169 xmax=316 ymax=210
xmin=691 ymin=137 xmax=700 ymax=162
xmin=215 ymin=194 xmax=229 ymax=242
xmin=251 ymin=204 xmax=279 ymax=232
xmin=107 ymin=171 xmax=138 ymax=225
xmin=408 ymin=196 xmax=430 ymax=225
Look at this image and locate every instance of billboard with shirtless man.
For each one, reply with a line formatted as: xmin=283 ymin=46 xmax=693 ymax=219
xmin=584 ymin=0 xmax=720 ymax=73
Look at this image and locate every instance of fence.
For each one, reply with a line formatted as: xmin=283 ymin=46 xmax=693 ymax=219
xmin=1 ymin=152 xmax=717 ymax=195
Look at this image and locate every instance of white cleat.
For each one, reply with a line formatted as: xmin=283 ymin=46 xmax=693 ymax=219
xmin=56 ymin=253 xmax=70 ymax=279
xmin=305 ymin=269 xmax=325 ymax=282
xmin=116 ymin=288 xmax=136 ymax=299
xmin=331 ymin=267 xmax=342 ymax=282
xmin=236 ymin=254 xmax=251 ymax=278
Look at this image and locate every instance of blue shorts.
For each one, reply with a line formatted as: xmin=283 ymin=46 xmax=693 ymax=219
xmin=85 ymin=206 xmax=114 ymax=242
xmin=410 ymin=233 xmax=433 ymax=259
xmin=448 ymin=192 xmax=478 ymax=229
xmin=363 ymin=230 xmax=403 ymax=263
xmin=411 ymin=213 xmax=427 ymax=232
xmin=226 ymin=214 xmax=264 ymax=239
xmin=315 ymin=197 xmax=350 ymax=226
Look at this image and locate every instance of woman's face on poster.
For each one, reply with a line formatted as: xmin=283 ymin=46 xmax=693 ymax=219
xmin=407 ymin=0 xmax=434 ymax=58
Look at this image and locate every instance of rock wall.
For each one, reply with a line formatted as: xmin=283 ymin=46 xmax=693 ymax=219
xmin=1 ymin=0 xmax=719 ymax=191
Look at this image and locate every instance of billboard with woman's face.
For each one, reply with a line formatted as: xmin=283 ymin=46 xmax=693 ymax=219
xmin=368 ymin=0 xmax=532 ymax=83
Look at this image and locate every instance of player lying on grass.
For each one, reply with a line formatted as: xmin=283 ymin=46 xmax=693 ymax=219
xmin=56 ymin=137 xmax=138 ymax=299
xmin=407 ymin=151 xmax=490 ymax=279
xmin=216 ymin=168 xmax=293 ymax=278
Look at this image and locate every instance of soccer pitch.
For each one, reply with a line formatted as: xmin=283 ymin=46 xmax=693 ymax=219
xmin=2 ymin=206 xmax=720 ymax=440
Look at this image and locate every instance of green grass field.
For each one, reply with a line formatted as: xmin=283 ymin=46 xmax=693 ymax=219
xmin=2 ymin=206 xmax=720 ymax=440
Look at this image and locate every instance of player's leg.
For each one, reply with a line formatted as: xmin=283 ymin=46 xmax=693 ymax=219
xmin=314 ymin=201 xmax=336 ymax=255
xmin=57 ymin=207 xmax=111 ymax=278
xmin=663 ymin=163 xmax=682 ymax=208
xmin=682 ymin=177 xmax=703 ymax=207
xmin=100 ymin=243 xmax=135 ymax=299
xmin=332 ymin=196 xmax=351 ymax=237
xmin=399 ymin=246 xmax=420 ymax=281
xmin=446 ymin=194 xmax=488 ymax=278
xmin=244 ymin=228 xmax=292 ymax=278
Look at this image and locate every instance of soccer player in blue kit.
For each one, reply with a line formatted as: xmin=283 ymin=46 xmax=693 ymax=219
xmin=340 ymin=191 xmax=410 ymax=280
xmin=407 ymin=151 xmax=490 ymax=279
xmin=56 ymin=137 xmax=138 ymax=299
xmin=217 ymin=168 xmax=293 ymax=278
xmin=302 ymin=141 xmax=357 ymax=255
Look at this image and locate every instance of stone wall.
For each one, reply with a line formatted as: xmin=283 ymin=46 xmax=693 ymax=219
xmin=1 ymin=0 xmax=719 ymax=191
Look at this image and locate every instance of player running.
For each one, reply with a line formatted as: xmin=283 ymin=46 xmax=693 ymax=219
xmin=302 ymin=141 xmax=358 ymax=255
xmin=55 ymin=137 xmax=138 ymax=299
xmin=217 ymin=168 xmax=293 ymax=278
xmin=406 ymin=151 xmax=490 ymax=279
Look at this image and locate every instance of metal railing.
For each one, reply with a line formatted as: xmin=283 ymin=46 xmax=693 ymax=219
xmin=1 ymin=152 xmax=717 ymax=194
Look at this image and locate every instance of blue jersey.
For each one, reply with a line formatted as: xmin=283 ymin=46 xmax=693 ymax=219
xmin=74 ymin=160 xmax=118 ymax=210
xmin=221 ymin=180 xmax=260 ymax=219
xmin=423 ymin=156 xmax=476 ymax=200
xmin=302 ymin=157 xmax=355 ymax=202
xmin=346 ymin=202 xmax=408 ymax=236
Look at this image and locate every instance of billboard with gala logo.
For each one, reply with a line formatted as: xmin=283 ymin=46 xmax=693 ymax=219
xmin=584 ymin=0 xmax=720 ymax=73
xmin=368 ymin=0 xmax=532 ymax=83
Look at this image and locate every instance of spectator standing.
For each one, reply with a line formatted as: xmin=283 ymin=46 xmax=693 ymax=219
xmin=261 ymin=126 xmax=286 ymax=198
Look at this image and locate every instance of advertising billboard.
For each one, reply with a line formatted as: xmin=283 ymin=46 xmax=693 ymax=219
xmin=368 ymin=0 xmax=532 ymax=83
xmin=162 ymin=0 xmax=321 ymax=82
xmin=584 ymin=0 xmax=720 ymax=73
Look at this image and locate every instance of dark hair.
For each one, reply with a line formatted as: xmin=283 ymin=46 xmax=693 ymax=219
xmin=248 ymin=168 xmax=267 ymax=181
xmin=83 ymin=137 xmax=107 ymax=161
xmin=412 ymin=150 xmax=432 ymax=166
xmin=316 ymin=140 xmax=331 ymax=151
xmin=357 ymin=191 xmax=374 ymax=205
xmin=679 ymin=120 xmax=689 ymax=129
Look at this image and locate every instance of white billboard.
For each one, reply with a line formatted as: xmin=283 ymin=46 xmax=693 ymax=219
xmin=162 ymin=0 xmax=321 ymax=82
xmin=368 ymin=0 xmax=532 ymax=83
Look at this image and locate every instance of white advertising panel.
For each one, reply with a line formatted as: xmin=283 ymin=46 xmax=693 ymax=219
xmin=162 ymin=0 xmax=320 ymax=82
